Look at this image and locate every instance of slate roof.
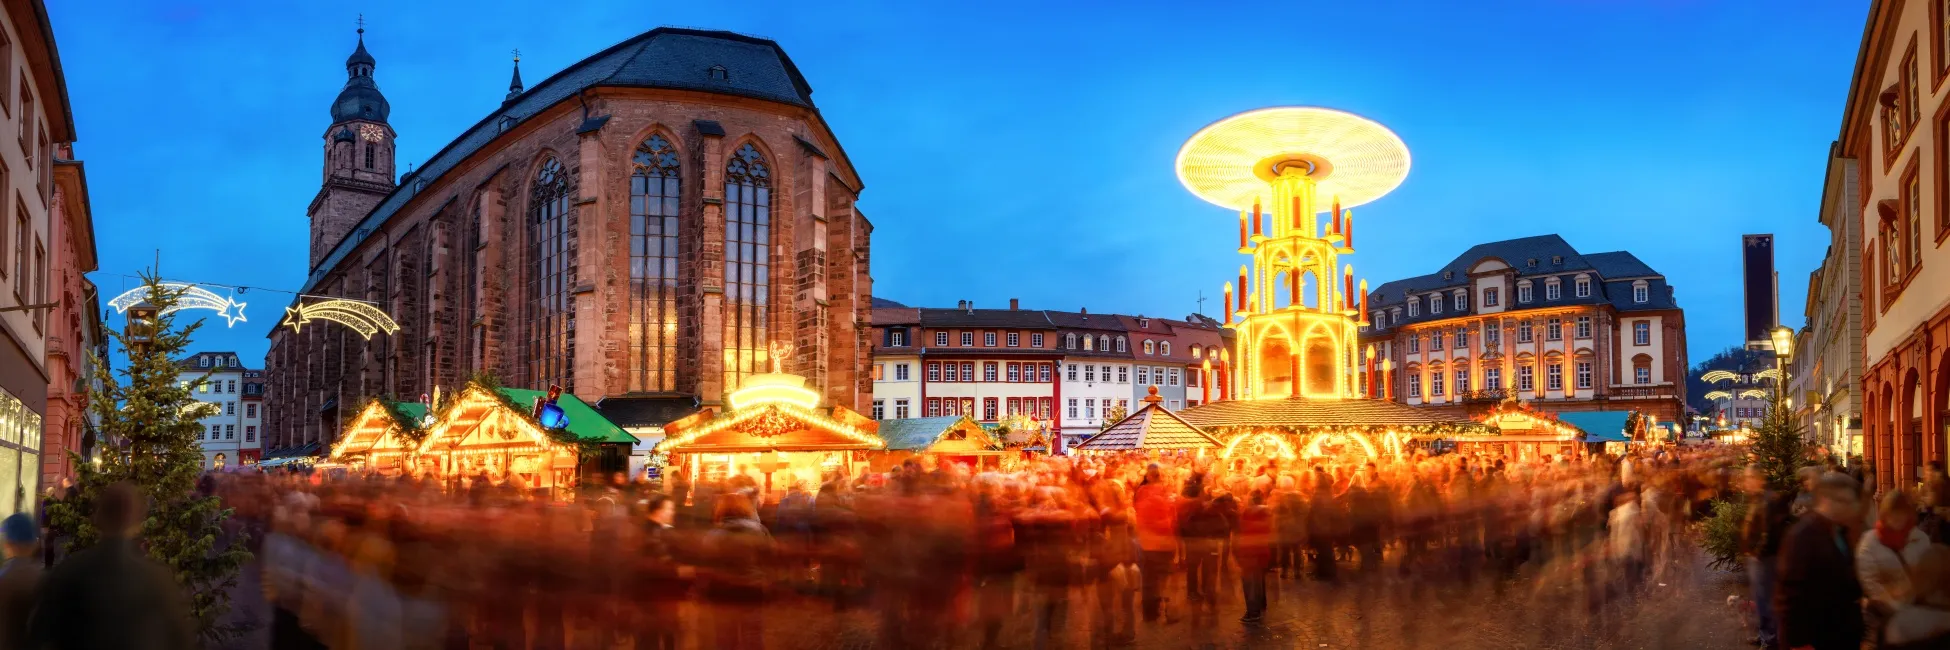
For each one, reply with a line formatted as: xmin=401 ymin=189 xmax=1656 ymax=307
xmin=299 ymin=27 xmax=820 ymax=295
xmin=1176 ymin=397 xmax=1480 ymax=430
xmin=871 ymin=297 xmax=909 ymax=309
xmin=917 ymin=308 xmax=1057 ymax=329
xmin=1363 ymin=235 xmax=1678 ymax=334
xmin=1044 ymin=310 xmax=1128 ymax=332
xmin=594 ymin=394 xmax=702 ymax=429
xmin=1075 ymin=402 xmax=1222 ymax=451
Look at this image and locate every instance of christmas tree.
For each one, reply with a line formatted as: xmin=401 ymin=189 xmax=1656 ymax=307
xmin=46 ymin=279 xmax=253 ymax=643
xmin=1750 ymin=386 xmax=1809 ymax=492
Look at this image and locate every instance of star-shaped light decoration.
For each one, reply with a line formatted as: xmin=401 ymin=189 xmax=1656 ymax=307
xmin=218 ymin=297 xmax=248 ymax=327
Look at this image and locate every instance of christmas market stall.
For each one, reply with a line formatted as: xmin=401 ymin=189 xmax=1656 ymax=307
xmin=412 ymin=381 xmax=638 ymax=494
xmin=869 ymin=415 xmax=1004 ymax=471
xmin=655 ymin=363 xmax=883 ymax=492
xmin=323 ymin=399 xmax=427 ymax=474
xmin=1444 ymin=400 xmax=1588 ymax=462
xmin=1076 ymin=388 xmax=1224 ymax=455
xmin=1557 ymin=410 xmax=1636 ymax=456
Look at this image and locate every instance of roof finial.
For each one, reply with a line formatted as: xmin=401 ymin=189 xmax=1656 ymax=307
xmin=505 ymin=48 xmax=525 ymax=103
xmin=357 ymin=13 xmax=365 ymax=37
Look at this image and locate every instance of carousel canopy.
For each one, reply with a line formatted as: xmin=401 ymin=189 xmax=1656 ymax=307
xmin=1557 ymin=411 xmax=1632 ymax=443
xmin=877 ymin=416 xmax=1001 ymax=454
xmin=1177 ymin=397 xmax=1477 ymax=431
xmin=1076 ymin=402 xmax=1222 ymax=451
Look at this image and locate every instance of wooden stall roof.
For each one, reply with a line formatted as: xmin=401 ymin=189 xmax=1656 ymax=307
xmin=1178 ymin=397 xmax=1479 ymax=430
xmin=876 ymin=416 xmax=1002 ymax=454
xmin=1076 ymin=403 xmax=1223 ymax=451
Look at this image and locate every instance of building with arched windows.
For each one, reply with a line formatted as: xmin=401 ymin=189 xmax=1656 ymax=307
xmin=263 ymin=27 xmax=872 ymax=456
xmin=1358 ymin=235 xmax=1689 ymax=427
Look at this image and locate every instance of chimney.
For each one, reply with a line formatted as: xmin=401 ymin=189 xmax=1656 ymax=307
xmin=1010 ymin=298 xmax=1020 ymax=310
xmin=966 ymin=300 xmax=974 ymax=314
xmin=957 ymin=300 xmax=967 ymax=310
xmin=1080 ymin=307 xmax=1088 ymax=320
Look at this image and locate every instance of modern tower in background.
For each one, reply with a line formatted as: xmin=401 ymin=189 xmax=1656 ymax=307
xmin=1742 ymin=234 xmax=1778 ymax=351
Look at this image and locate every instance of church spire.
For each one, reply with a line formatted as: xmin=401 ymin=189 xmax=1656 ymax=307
xmin=332 ymin=16 xmax=389 ymax=123
xmin=505 ymin=49 xmax=525 ymax=105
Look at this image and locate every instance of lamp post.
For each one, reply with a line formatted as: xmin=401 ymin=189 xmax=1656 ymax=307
xmin=124 ymin=302 xmax=160 ymax=358
xmin=1770 ymin=325 xmax=1795 ymax=399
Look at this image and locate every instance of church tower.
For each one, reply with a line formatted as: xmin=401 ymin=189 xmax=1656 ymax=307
xmin=308 ymin=26 xmax=396 ymax=269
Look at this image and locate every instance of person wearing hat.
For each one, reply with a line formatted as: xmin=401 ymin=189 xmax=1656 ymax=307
xmin=0 ymin=512 xmax=42 ymax=649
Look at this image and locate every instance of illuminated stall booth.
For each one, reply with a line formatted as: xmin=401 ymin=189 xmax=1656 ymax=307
xmin=413 ymin=382 xmax=638 ymax=494
xmin=870 ymin=416 xmax=1005 ymax=471
xmin=1077 ymin=388 xmax=1224 ymax=454
xmin=1177 ymin=397 xmax=1476 ymax=468
xmin=1443 ymin=400 xmax=1587 ymax=463
xmin=323 ymin=399 xmax=427 ymax=474
xmin=1556 ymin=410 xmax=1639 ymax=456
xmin=656 ymin=370 xmax=883 ymax=491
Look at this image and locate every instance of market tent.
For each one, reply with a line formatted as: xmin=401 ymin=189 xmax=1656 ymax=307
xmin=1558 ymin=411 xmax=1633 ymax=444
xmin=1076 ymin=400 xmax=1222 ymax=451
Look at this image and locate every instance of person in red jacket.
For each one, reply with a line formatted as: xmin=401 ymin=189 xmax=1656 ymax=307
xmin=1132 ymin=464 xmax=1178 ymax=622
xmin=1236 ymin=488 xmax=1275 ymax=623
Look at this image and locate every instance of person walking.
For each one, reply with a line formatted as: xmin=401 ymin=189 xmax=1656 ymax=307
xmin=1741 ymin=467 xmax=1794 ymax=650
xmin=1858 ymin=490 xmax=1931 ymax=648
xmin=0 ymin=513 xmax=43 ymax=649
xmin=1178 ymin=476 xmax=1226 ymax=618
xmin=700 ymin=492 xmax=772 ymax=650
xmin=634 ymin=494 xmax=691 ymax=650
xmin=1775 ymin=472 xmax=1866 ymax=650
xmin=28 ymin=481 xmax=198 ymax=650
xmin=1133 ymin=464 xmax=1177 ymax=622
xmin=1235 ymin=489 xmax=1274 ymax=623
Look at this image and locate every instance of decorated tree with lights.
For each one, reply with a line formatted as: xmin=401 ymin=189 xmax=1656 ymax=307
xmin=46 ymin=278 xmax=253 ymax=643
xmin=1750 ymin=389 xmax=1810 ymax=492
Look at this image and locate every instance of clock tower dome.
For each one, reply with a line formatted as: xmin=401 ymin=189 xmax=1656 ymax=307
xmin=308 ymin=26 xmax=397 ymax=269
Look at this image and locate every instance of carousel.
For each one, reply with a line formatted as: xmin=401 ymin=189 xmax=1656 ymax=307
xmin=1158 ymin=106 xmax=1483 ymax=466
xmin=1074 ymin=387 xmax=1223 ymax=454
xmin=323 ymin=399 xmax=428 ymax=474
xmin=656 ymin=343 xmax=883 ymax=491
xmin=412 ymin=381 xmax=638 ymax=493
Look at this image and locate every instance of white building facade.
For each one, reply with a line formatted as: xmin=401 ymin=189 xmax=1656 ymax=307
xmin=181 ymin=351 xmax=254 ymax=470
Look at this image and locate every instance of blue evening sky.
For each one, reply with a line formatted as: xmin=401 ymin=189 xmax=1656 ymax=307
xmin=50 ymin=1 xmax=1864 ymax=366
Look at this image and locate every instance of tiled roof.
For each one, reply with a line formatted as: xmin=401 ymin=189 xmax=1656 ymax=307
xmin=870 ymin=297 xmax=909 ymax=308
xmin=1044 ymin=310 xmax=1129 ymax=331
xmin=917 ymin=308 xmax=1057 ymax=329
xmin=1176 ymin=397 xmax=1479 ymax=430
xmin=300 ymin=28 xmax=820 ymax=294
xmin=1075 ymin=403 xmax=1222 ymax=451
xmin=871 ymin=308 xmax=921 ymax=326
xmin=875 ymin=416 xmax=996 ymax=452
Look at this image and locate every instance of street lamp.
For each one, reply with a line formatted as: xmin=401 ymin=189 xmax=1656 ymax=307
xmin=124 ymin=301 xmax=159 ymax=357
xmin=1770 ymin=325 xmax=1795 ymax=399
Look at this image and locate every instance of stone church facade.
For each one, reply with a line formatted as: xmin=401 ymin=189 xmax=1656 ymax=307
xmin=263 ymin=27 xmax=873 ymax=454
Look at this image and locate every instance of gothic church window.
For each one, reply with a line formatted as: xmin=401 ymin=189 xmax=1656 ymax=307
xmin=724 ymin=143 xmax=771 ymax=391
xmin=529 ymin=157 xmax=576 ymax=392
xmin=631 ymin=134 xmax=681 ymax=392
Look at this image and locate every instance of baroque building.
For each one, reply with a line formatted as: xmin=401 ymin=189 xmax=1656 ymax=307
xmin=1358 ymin=235 xmax=1690 ymax=425
xmin=264 ymin=27 xmax=872 ymax=455
xmin=1842 ymin=0 xmax=1950 ymax=489
xmin=1786 ymin=144 xmax=1864 ymax=458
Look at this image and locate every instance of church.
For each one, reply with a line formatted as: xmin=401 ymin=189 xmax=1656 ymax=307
xmin=262 ymin=26 xmax=874 ymax=456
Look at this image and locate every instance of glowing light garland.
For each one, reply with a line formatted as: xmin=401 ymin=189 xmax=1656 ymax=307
xmin=1700 ymin=370 xmax=1740 ymax=383
xmin=655 ymin=400 xmax=883 ymax=453
xmin=1752 ymin=368 xmax=1782 ymax=381
xmin=108 ymin=283 xmax=247 ymax=327
xmin=1703 ymin=390 xmax=1734 ymax=401
xmin=1737 ymin=389 xmax=1768 ymax=400
xmin=283 ymin=299 xmax=400 ymax=338
xmin=1222 ymin=431 xmax=1298 ymax=460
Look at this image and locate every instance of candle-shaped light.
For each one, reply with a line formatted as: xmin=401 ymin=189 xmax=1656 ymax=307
xmin=1343 ymin=266 xmax=1355 ymax=310
xmin=1251 ymin=197 xmax=1262 ymax=238
xmin=1332 ymin=196 xmax=1344 ymax=236
xmin=1345 ymin=210 xmax=1355 ymax=249
xmin=1291 ymin=195 xmax=1302 ymax=232
xmin=1201 ymin=358 xmax=1213 ymax=405
xmin=1289 ymin=267 xmax=1301 ymax=308
xmin=1365 ymin=345 xmax=1377 ymax=398
xmin=1359 ymin=279 xmax=1370 ymax=324
xmin=1222 ymin=282 xmax=1234 ymax=324
xmin=1238 ymin=266 xmax=1249 ymax=312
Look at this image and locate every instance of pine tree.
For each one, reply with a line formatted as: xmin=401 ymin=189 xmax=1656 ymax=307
xmin=1750 ymin=386 xmax=1810 ymax=492
xmin=46 ymin=279 xmax=253 ymax=643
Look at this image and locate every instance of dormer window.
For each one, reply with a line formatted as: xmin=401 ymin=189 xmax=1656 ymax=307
xmin=708 ymin=65 xmax=730 ymax=81
xmin=1551 ymin=255 xmax=1563 ymax=265
xmin=1452 ymin=290 xmax=1467 ymax=311
xmin=1574 ymin=275 xmax=1591 ymax=298
xmin=1138 ymin=318 xmax=1150 ymax=328
xmin=1161 ymin=342 xmax=1172 ymax=356
xmin=1115 ymin=336 xmax=1127 ymax=352
xmin=1527 ymin=258 xmax=1538 ymax=268
xmin=1431 ymin=295 xmax=1444 ymax=315
xmin=1545 ymin=279 xmax=1562 ymax=301
xmin=498 ymin=116 xmax=516 ymax=133
xmin=1517 ymin=281 xmax=1533 ymax=304
xmin=198 ymin=356 xmax=209 ymax=368
xmin=1408 ymin=300 xmax=1419 ymax=317
xmin=1633 ymin=280 xmax=1650 ymax=303
xmin=1443 ymin=271 xmax=1453 ymax=280
xmin=1143 ymin=340 xmax=1155 ymax=355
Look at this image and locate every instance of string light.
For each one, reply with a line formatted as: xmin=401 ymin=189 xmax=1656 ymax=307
xmin=1221 ymin=431 xmax=1298 ymax=460
xmin=283 ymin=299 xmax=402 ymax=338
xmin=1703 ymin=390 xmax=1734 ymax=401
xmin=656 ymin=400 xmax=882 ymax=453
xmin=1700 ymin=370 xmax=1740 ymax=383
xmin=1737 ymin=389 xmax=1768 ymax=399
xmin=108 ymin=282 xmax=247 ymax=327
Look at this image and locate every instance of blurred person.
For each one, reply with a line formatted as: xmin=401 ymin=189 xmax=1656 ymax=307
xmin=1133 ymin=464 xmax=1177 ymax=621
xmin=1883 ymin=545 xmax=1950 ymax=649
xmin=634 ymin=493 xmax=690 ymax=650
xmin=1775 ymin=472 xmax=1866 ymax=650
xmin=701 ymin=492 xmax=772 ymax=650
xmin=1858 ymin=490 xmax=1931 ymax=647
xmin=1608 ymin=489 xmax=1645 ymax=600
xmin=28 ymin=481 xmax=198 ymax=650
xmin=1235 ymin=488 xmax=1274 ymax=623
xmin=1741 ymin=466 xmax=1794 ymax=650
xmin=0 ymin=513 xmax=43 ymax=649
xmin=1274 ymin=475 xmax=1307 ymax=580
xmin=1178 ymin=475 xmax=1226 ymax=617
xmin=1922 ymin=462 xmax=1950 ymax=543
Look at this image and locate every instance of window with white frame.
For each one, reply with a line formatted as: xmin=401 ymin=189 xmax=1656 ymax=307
xmin=1574 ymin=275 xmax=1591 ymax=298
xmin=1484 ymin=287 xmax=1500 ymax=307
xmin=1486 ymin=322 xmax=1501 ymax=345
xmin=1455 ymin=369 xmax=1469 ymax=393
xmin=1634 ymin=366 xmax=1650 ymax=385
xmin=1137 ymin=366 xmax=1151 ymax=385
xmin=1167 ymin=368 xmax=1181 ymax=386
xmin=1485 ymin=367 xmax=1502 ymax=391
xmin=1084 ymin=399 xmax=1096 ymax=419
xmin=1455 ymin=329 xmax=1468 ymax=348
xmin=895 ymin=364 xmax=910 ymax=381
xmin=1190 ymin=346 xmax=1202 ymax=359
xmin=962 ymin=332 xmax=974 ymax=346
xmin=984 ymin=332 xmax=997 ymax=346
xmin=1408 ymin=374 xmax=1422 ymax=397
xmin=1545 ymin=280 xmax=1562 ymax=300
xmin=1374 ymin=312 xmax=1386 ymax=328
xmin=1117 ymin=366 xmax=1129 ymax=383
xmin=1431 ymin=372 xmax=1445 ymax=396
xmin=1084 ymin=335 xmax=1095 ymax=351
xmin=1547 ymin=365 xmax=1563 ymax=390
xmin=1546 ymin=318 xmax=1562 ymax=341
xmin=1099 ymin=335 xmax=1110 ymax=351
xmin=1116 ymin=336 xmax=1127 ymax=352
xmin=944 ymin=363 xmax=959 ymax=381
xmin=1038 ymin=364 xmax=1051 ymax=382
xmin=1431 ymin=332 xmax=1444 ymax=351
xmin=1143 ymin=340 xmax=1155 ymax=355
xmin=1067 ymin=364 xmax=1078 ymax=381
xmin=1633 ymin=281 xmax=1649 ymax=304
xmin=1431 ymin=295 xmax=1444 ymax=314
xmin=1084 ymin=365 xmax=1096 ymax=382
xmin=894 ymin=399 xmax=910 ymax=418
xmin=209 ymin=425 xmax=219 ymax=440
xmin=1007 ymin=364 xmax=1021 ymax=382
xmin=226 ymin=425 xmax=235 ymax=440
xmin=226 ymin=402 xmax=236 ymax=416
xmin=1007 ymin=332 xmax=1020 ymax=347
xmin=1575 ymin=316 xmax=1591 ymax=339
xmin=1408 ymin=335 xmax=1420 ymax=353
xmin=1162 ymin=342 xmax=1172 ymax=356
xmin=872 ymin=399 xmax=886 ymax=419
xmin=1633 ymin=321 xmax=1650 ymax=346
xmin=984 ymin=362 xmax=998 ymax=382
xmin=1065 ymin=333 xmax=1076 ymax=349
xmin=927 ymin=363 xmax=941 ymax=382
xmin=1517 ymin=282 xmax=1533 ymax=304
xmin=1518 ymin=320 xmax=1533 ymax=342
xmin=936 ymin=332 xmax=949 ymax=347
xmin=1453 ymin=291 xmax=1467 ymax=311
xmin=1408 ymin=300 xmax=1419 ymax=317
xmin=1068 ymin=399 xmax=1079 ymax=418
xmin=1031 ymin=333 xmax=1044 ymax=347
xmin=1576 ymin=361 xmax=1592 ymax=389
xmin=1518 ymin=365 xmax=1534 ymax=391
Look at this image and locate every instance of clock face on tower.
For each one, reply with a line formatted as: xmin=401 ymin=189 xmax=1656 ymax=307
xmin=359 ymin=124 xmax=385 ymax=142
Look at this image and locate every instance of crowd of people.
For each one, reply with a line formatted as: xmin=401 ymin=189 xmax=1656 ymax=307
xmin=230 ymin=445 xmax=1760 ymax=649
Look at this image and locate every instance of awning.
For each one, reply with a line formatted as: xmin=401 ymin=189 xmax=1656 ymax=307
xmin=1557 ymin=411 xmax=1633 ymax=443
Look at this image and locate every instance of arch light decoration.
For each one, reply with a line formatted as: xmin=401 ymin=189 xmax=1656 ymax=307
xmin=1737 ymin=389 xmax=1769 ymax=400
xmin=108 ymin=283 xmax=247 ymax=327
xmin=1703 ymin=390 xmax=1734 ymax=401
xmin=1752 ymin=368 xmax=1782 ymax=381
xmin=1700 ymin=370 xmax=1740 ymax=383
xmin=1300 ymin=430 xmax=1385 ymax=460
xmin=282 ymin=299 xmax=401 ymax=339
xmin=1222 ymin=431 xmax=1298 ymax=460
